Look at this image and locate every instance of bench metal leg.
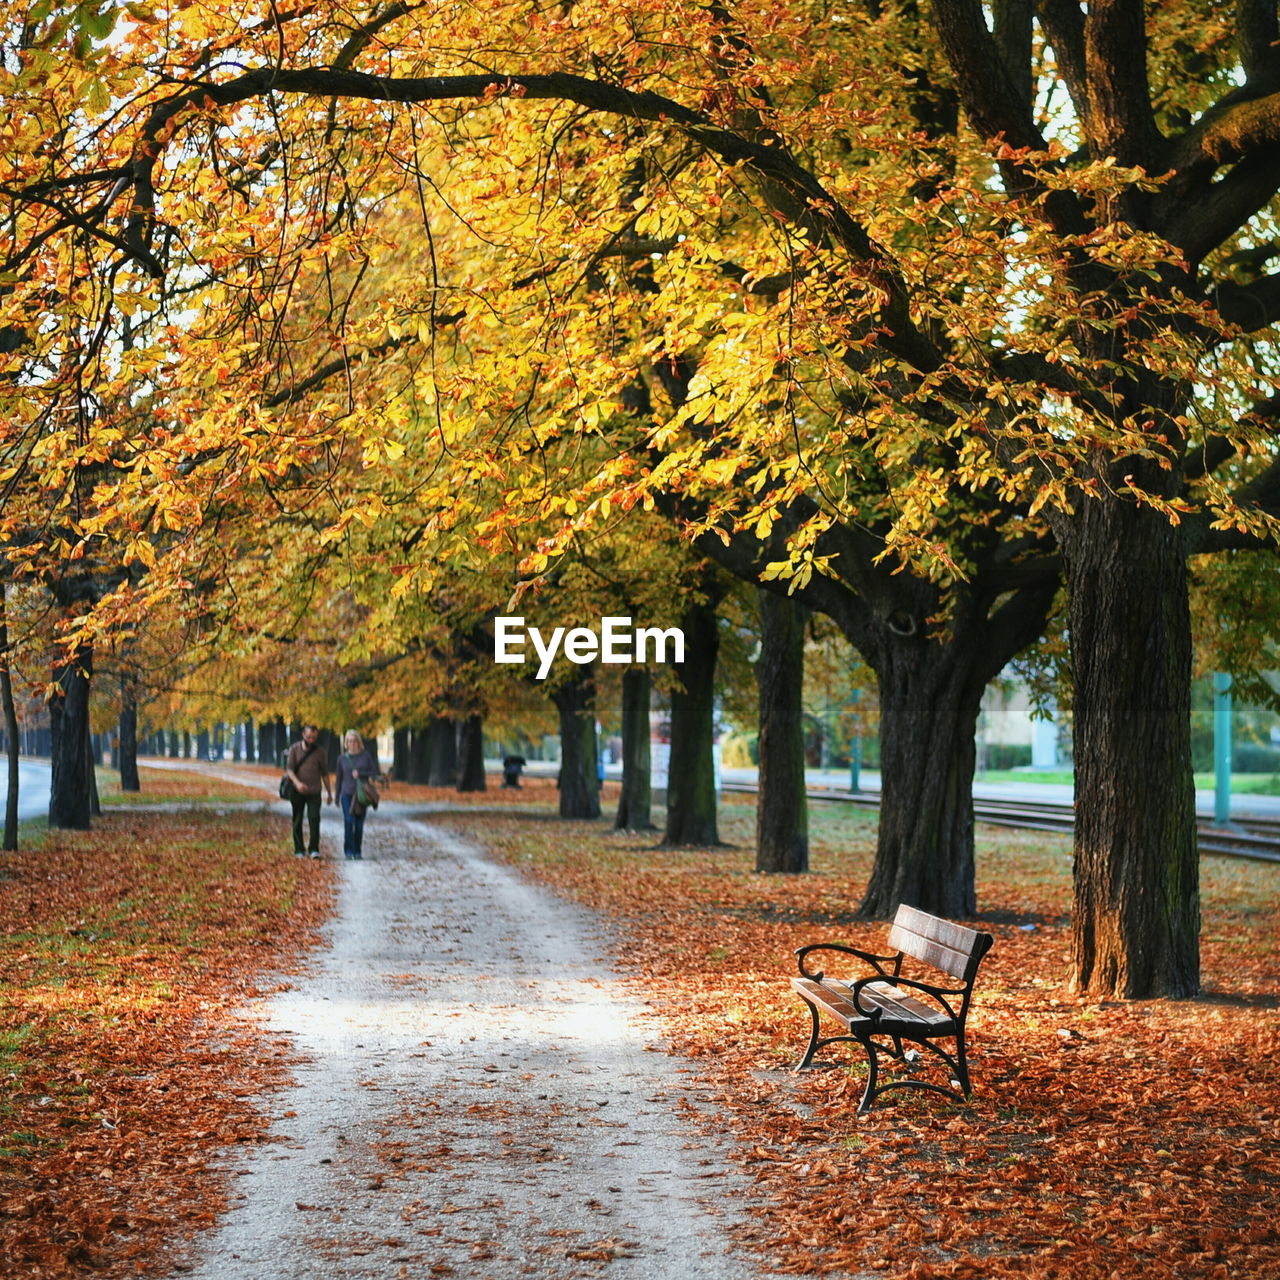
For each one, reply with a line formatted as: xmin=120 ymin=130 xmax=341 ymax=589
xmin=951 ymin=1029 xmax=972 ymax=1097
xmin=796 ymin=999 xmax=823 ymax=1070
xmin=856 ymin=1038 xmax=880 ymax=1113
xmin=793 ymin=994 xmax=976 ymax=1111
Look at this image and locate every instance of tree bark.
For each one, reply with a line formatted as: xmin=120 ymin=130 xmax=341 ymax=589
xmin=243 ymin=718 xmax=256 ymax=763
xmin=88 ymin=734 xmax=101 ymax=817
xmin=392 ymin=726 xmax=410 ymax=781
xmin=857 ymin=627 xmax=987 ymax=917
xmin=118 ymin=680 xmax=140 ymax=792
xmin=406 ymin=725 xmax=429 ymax=783
xmin=49 ymin=645 xmax=94 ymax=830
xmin=553 ymin=667 xmax=601 ymax=819
xmin=427 ymin=716 xmax=457 ymax=786
xmin=1062 ymin=499 xmax=1199 ymax=997
xmin=456 ymin=713 xmax=487 ymax=791
xmin=614 ymin=667 xmax=654 ymax=831
xmin=1 ymin=602 xmax=19 ymax=851
xmin=663 ymin=596 xmax=720 ymax=846
xmin=755 ymin=589 xmax=809 ymax=873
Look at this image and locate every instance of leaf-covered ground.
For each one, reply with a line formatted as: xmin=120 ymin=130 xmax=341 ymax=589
xmin=0 ymin=767 xmax=334 ymax=1277
xmin=433 ymin=784 xmax=1279 ymax=1280
xmin=2 ymin=766 xmax=1276 ymax=1278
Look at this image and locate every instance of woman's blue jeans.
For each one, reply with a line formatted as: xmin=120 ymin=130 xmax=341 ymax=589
xmin=340 ymin=791 xmax=366 ymax=858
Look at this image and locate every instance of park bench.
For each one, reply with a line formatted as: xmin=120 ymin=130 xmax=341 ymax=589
xmin=791 ymin=904 xmax=994 ymax=1112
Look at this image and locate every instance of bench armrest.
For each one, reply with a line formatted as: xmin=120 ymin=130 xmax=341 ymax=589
xmin=795 ymin=941 xmax=902 ymax=984
xmin=848 ymin=973 xmax=966 ymax=1023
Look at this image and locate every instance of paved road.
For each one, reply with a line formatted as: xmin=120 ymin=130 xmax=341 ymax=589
xmin=11 ymin=759 xmax=51 ymax=822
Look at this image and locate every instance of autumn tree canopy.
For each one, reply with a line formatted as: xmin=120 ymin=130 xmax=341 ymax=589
xmin=3 ymin=1 xmax=1280 ymax=996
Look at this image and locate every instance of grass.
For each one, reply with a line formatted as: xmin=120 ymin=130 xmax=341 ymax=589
xmin=97 ymin=763 xmax=271 ymax=806
xmin=976 ymin=766 xmax=1280 ymax=796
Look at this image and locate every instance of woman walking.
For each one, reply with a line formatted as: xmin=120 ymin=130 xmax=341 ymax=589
xmin=334 ymin=729 xmax=379 ymax=860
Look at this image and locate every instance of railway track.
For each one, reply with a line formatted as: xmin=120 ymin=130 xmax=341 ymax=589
xmin=721 ymin=782 xmax=1280 ymax=863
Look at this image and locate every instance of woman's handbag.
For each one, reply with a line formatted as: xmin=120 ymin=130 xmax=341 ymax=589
xmin=355 ymin=776 xmax=380 ymax=812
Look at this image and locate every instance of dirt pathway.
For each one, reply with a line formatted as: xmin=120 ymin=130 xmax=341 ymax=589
xmin=170 ymin=809 xmax=766 ymax=1279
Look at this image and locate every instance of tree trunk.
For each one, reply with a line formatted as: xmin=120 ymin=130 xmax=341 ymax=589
xmin=242 ymin=719 xmax=255 ymax=763
xmin=1 ymin=602 xmax=19 ymax=851
xmin=392 ymin=726 xmax=410 ymax=781
xmin=427 ymin=716 xmax=457 ymax=786
xmin=49 ymin=645 xmax=94 ymax=830
xmin=857 ymin=633 xmax=986 ymax=917
xmin=614 ymin=668 xmax=654 ymax=831
xmin=270 ymin=720 xmax=285 ymax=766
xmin=553 ymin=668 xmax=601 ymax=819
xmin=407 ymin=725 xmax=429 ymax=783
xmin=119 ymin=681 xmax=140 ymax=792
xmin=456 ymin=714 xmax=487 ymax=791
xmin=88 ymin=734 xmax=101 ymax=817
xmin=755 ymin=589 xmax=809 ymax=873
xmin=1062 ymin=500 xmax=1199 ymax=998
xmin=663 ymin=597 xmax=720 ymax=846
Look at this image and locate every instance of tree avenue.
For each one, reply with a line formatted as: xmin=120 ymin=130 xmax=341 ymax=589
xmin=3 ymin=3 xmax=1280 ymax=997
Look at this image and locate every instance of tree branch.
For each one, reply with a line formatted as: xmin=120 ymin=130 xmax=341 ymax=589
xmin=929 ymin=0 xmax=1090 ymax=237
xmin=331 ymin=2 xmax=425 ymax=71
xmin=1183 ymin=394 xmax=1280 ymax=548
xmin=1237 ymin=0 xmax=1280 ymax=82
xmin=1036 ymin=0 xmax=1092 ymax=134
xmin=1154 ymin=56 xmax=1280 ymax=252
xmin=1082 ymin=0 xmax=1163 ymax=166
xmin=1210 ymin=268 xmax=1280 ymax=332
xmin=930 ymin=0 xmax=1045 ymax=149
xmin=1166 ymin=82 xmax=1280 ymax=186
xmin=261 ymin=333 xmax=424 ymax=408
xmin=1184 ymin=435 xmax=1239 ymax=483
xmin=121 ymin=64 xmax=949 ymax=378
xmin=994 ymin=0 xmax=1035 ymax=111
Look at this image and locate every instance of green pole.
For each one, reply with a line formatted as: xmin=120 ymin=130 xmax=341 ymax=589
xmin=846 ymin=688 xmax=861 ymax=793
xmin=1214 ymin=672 xmax=1232 ymax=825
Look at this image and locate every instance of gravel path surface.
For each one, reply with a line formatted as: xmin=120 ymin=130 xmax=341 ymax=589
xmin=170 ymin=810 xmax=766 ymax=1280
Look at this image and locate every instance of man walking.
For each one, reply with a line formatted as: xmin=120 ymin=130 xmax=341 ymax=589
xmin=285 ymin=724 xmax=332 ymax=858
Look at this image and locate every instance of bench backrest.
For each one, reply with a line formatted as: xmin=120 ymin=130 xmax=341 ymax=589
xmin=887 ymin=904 xmax=993 ymax=985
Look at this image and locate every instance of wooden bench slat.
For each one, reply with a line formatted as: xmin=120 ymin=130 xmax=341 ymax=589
xmin=791 ymin=977 xmax=950 ymax=1027
xmin=856 ymin=980 xmax=951 ymax=1026
xmin=892 ymin=904 xmax=988 ymax=957
xmin=885 ymin=926 xmax=975 ymax=980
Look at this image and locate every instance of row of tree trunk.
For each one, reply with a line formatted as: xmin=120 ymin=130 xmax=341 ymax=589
xmin=390 ymin=716 xmax=487 ymax=791
xmin=10 ymin=583 xmax=810 ymax=875
xmin=546 ymin=585 xmax=809 ymax=870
